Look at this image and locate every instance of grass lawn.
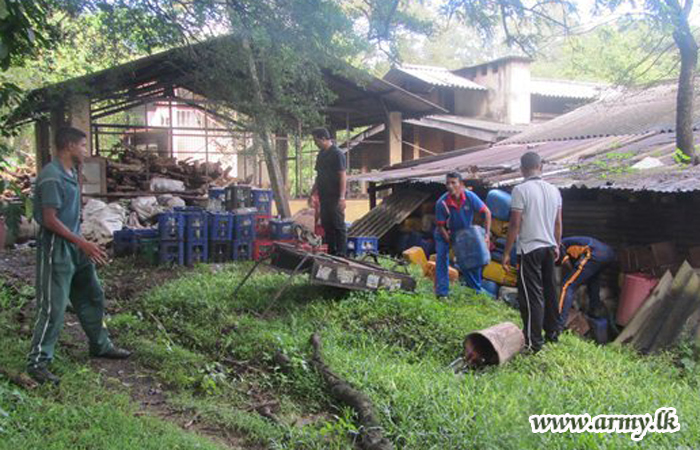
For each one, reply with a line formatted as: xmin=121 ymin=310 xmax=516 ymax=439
xmin=2 ymin=258 xmax=700 ymax=449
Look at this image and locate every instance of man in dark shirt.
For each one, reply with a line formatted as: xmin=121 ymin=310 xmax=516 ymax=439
xmin=310 ymin=127 xmax=347 ymax=256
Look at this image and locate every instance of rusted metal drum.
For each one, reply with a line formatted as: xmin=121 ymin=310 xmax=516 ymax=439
xmin=463 ymin=321 xmax=525 ymax=367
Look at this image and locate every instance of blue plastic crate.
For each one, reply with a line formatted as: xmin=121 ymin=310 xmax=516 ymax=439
xmin=225 ymin=185 xmax=252 ymax=210
xmin=158 ymin=212 xmax=185 ymax=241
xmin=209 ymin=241 xmax=232 ymax=263
xmin=208 ymin=212 xmax=233 ymax=241
xmin=251 ymin=189 xmax=273 ymax=215
xmin=113 ymin=229 xmax=137 ymax=256
xmin=183 ymin=211 xmax=208 ymax=241
xmin=159 ymin=240 xmax=184 ymax=265
xmin=270 ymin=218 xmax=295 ymax=241
xmin=232 ymin=240 xmax=253 ymax=261
xmin=115 ymin=228 xmax=160 ymax=256
xmin=347 ymin=236 xmax=378 ymax=256
xmin=185 ymin=240 xmax=208 ymax=266
xmin=232 ymin=208 xmax=257 ymax=241
xmin=208 ymin=188 xmax=226 ymax=201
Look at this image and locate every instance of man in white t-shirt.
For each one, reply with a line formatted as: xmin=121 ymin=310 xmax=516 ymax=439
xmin=503 ymin=152 xmax=563 ymax=352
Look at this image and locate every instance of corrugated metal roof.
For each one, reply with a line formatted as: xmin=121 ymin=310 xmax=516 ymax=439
xmin=405 ymin=115 xmax=527 ymax=142
xmin=501 ymin=80 xmax=697 ymax=144
xmin=348 ymin=189 xmax=431 ymax=239
xmin=350 ymin=130 xmax=700 ymax=193
xmin=389 ymin=65 xmax=487 ymax=91
xmin=530 ymin=78 xmax=608 ymax=100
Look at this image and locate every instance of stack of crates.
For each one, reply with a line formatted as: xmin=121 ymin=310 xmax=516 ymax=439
xmin=253 ymin=218 xmax=296 ymax=261
xmin=158 ymin=212 xmax=185 ymax=265
xmin=208 ymin=211 xmax=234 ymax=263
xmin=252 ymin=188 xmax=273 ymax=239
xmin=232 ymin=207 xmax=256 ymax=261
xmin=225 ymin=184 xmax=252 ymax=211
xmin=177 ymin=206 xmax=209 ymax=266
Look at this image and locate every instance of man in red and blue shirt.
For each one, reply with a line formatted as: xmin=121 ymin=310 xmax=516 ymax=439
xmin=434 ymin=172 xmax=491 ymax=297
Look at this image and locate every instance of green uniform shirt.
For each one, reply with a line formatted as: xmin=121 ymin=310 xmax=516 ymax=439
xmin=33 ymin=160 xmax=81 ymax=236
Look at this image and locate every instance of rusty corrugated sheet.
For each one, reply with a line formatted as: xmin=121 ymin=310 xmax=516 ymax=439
xmin=351 ymin=130 xmax=700 ymax=193
xmin=501 ymin=80 xmax=700 ymax=144
xmin=348 ymin=189 xmax=431 ymax=239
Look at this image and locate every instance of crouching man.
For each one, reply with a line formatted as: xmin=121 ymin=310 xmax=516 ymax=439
xmin=434 ymin=172 xmax=491 ymax=298
xmin=27 ymin=127 xmax=131 ymax=385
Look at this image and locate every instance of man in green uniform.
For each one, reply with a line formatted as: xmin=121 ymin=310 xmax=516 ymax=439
xmin=27 ymin=127 xmax=131 ymax=385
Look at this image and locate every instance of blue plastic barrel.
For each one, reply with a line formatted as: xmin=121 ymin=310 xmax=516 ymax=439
xmin=482 ymin=279 xmax=499 ymax=298
xmin=453 ymin=226 xmax=490 ymax=270
xmin=486 ymin=190 xmax=512 ymax=222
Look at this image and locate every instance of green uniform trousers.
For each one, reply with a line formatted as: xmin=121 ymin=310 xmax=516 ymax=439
xmin=27 ymin=233 xmax=113 ymax=369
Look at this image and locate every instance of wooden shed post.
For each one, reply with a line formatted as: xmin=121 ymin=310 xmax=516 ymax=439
xmin=66 ymin=94 xmax=92 ymax=156
xmin=386 ymin=111 xmax=402 ymax=166
xmin=34 ymin=118 xmax=51 ymax=170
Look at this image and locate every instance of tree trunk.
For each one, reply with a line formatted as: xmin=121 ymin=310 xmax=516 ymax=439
xmin=670 ymin=0 xmax=699 ymax=164
xmin=242 ymin=38 xmax=292 ymax=217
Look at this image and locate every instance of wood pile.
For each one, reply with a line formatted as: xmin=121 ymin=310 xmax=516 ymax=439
xmin=106 ymin=147 xmax=235 ymax=194
xmin=1 ymin=154 xmax=34 ymax=201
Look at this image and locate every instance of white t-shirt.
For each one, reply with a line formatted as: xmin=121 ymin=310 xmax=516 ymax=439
xmin=511 ymin=177 xmax=562 ymax=255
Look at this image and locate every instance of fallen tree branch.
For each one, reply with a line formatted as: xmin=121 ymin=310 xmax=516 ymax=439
xmin=309 ymin=333 xmax=393 ymax=450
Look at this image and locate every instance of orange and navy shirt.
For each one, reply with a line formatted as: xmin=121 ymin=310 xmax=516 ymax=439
xmin=435 ymin=189 xmax=487 ymax=238
xmin=562 ymin=236 xmax=614 ymax=265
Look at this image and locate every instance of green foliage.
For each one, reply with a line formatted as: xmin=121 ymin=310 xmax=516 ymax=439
xmin=67 ymin=263 xmax=700 ymax=448
xmin=533 ymin=21 xmax=679 ymax=84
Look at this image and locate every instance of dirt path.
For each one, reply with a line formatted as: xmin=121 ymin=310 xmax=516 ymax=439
xmin=1 ymin=247 xmax=262 ymax=450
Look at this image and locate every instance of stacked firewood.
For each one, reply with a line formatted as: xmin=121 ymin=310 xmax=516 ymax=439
xmin=106 ymin=147 xmax=234 ymax=193
xmin=1 ymin=154 xmax=34 ymax=201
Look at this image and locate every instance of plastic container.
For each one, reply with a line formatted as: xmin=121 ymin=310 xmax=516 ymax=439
xmin=483 ymin=261 xmax=517 ymax=287
xmin=616 ymin=273 xmax=659 ymax=326
xmin=158 ymin=212 xmax=185 ymax=241
xmin=486 ymin=190 xmax=512 ymax=222
xmin=491 ymin=218 xmax=509 ymax=238
xmin=209 ymin=241 xmax=232 ymax=263
xmin=113 ymin=229 xmax=136 ymax=256
xmin=208 ymin=212 xmax=234 ymax=241
xmin=347 ymin=236 xmax=379 ymax=257
xmin=225 ymin=185 xmax=252 ymax=211
xmin=251 ymin=189 xmax=273 ymax=216
xmin=137 ymin=237 xmax=159 ymax=266
xmin=183 ymin=211 xmax=208 ymax=242
xmin=270 ymin=218 xmax=295 ymax=241
xmin=232 ymin=240 xmax=253 ymax=261
xmin=424 ymin=261 xmax=459 ymax=282
xmin=453 ymin=226 xmax=489 ymax=270
xmin=403 ymin=246 xmax=428 ymax=273
xmin=159 ymin=240 xmax=184 ymax=265
xmin=184 ymin=240 xmax=208 ymax=266
xmin=482 ymin=279 xmax=500 ymax=298
xmin=253 ymin=239 xmax=275 ymax=261
xmin=232 ymin=208 xmax=257 ymax=241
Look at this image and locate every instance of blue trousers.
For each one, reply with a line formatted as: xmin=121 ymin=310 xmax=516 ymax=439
xmin=435 ymin=237 xmax=483 ymax=297
xmin=557 ymin=259 xmax=606 ymax=330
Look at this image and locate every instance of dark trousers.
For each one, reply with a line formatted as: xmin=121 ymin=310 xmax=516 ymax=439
xmin=320 ymin=200 xmax=347 ymax=256
xmin=517 ymin=246 xmax=558 ymax=351
xmin=557 ymin=259 xmax=606 ymax=329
